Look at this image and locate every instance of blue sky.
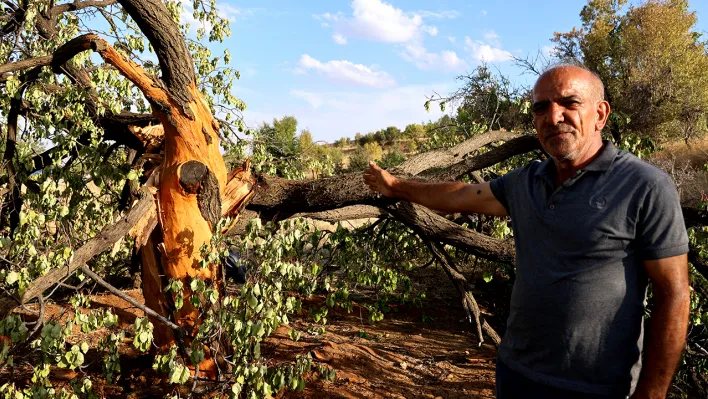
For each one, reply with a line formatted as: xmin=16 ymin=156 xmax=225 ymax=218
xmin=190 ymin=0 xmax=708 ymax=143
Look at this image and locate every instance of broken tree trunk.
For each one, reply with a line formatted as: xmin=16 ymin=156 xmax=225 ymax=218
xmin=16 ymin=0 xmax=258 ymax=377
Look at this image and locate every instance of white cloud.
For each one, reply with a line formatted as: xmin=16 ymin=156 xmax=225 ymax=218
xmin=483 ymin=30 xmax=501 ymax=47
xmin=423 ymin=25 xmax=438 ymax=36
xmin=316 ymin=1 xmax=464 ymax=72
xmin=298 ymin=54 xmax=396 ymax=88
xmin=464 ymin=36 xmax=514 ymax=62
xmin=481 ymin=10 xmax=487 ymax=16
xmin=333 ymin=33 xmax=348 ymax=45
xmin=343 ymin=0 xmax=424 ymax=43
xmin=313 ymin=12 xmax=343 ymax=22
xmin=415 ymin=10 xmax=460 ymax=19
xmin=176 ymin=0 xmax=255 ymax=34
xmin=217 ymin=4 xmax=254 ymax=21
xmin=244 ymin=84 xmax=453 ymax=142
xmin=400 ymin=43 xmax=468 ymax=72
xmin=448 ymin=36 xmax=456 ymax=44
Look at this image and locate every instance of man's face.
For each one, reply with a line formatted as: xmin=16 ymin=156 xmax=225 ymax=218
xmin=532 ymin=67 xmax=606 ymax=161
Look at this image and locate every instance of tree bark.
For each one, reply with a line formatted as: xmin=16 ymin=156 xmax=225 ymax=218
xmin=393 ymin=131 xmax=521 ymax=175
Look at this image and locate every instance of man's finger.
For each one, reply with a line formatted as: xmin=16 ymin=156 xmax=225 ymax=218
xmin=368 ymin=160 xmax=381 ymax=170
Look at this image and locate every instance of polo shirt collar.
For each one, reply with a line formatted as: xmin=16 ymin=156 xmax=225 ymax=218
xmin=535 ymin=140 xmax=618 ymax=184
xmin=582 ymin=140 xmax=618 ymax=172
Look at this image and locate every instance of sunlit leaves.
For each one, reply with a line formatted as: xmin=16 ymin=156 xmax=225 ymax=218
xmin=133 ymin=317 xmax=153 ymax=353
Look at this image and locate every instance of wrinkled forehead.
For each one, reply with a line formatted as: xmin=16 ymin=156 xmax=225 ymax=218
xmin=532 ymin=67 xmax=596 ymax=102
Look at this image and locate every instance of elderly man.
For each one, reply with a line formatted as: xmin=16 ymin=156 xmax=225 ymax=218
xmin=363 ymin=65 xmax=690 ymax=398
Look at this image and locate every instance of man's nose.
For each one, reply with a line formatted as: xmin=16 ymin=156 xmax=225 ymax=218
xmin=547 ymin=103 xmax=565 ymax=124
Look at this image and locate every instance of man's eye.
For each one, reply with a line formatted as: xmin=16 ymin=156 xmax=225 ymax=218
xmin=532 ymin=104 xmax=547 ymax=113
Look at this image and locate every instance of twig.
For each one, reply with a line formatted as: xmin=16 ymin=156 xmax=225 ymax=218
xmin=419 ymin=257 xmax=435 ymax=269
xmin=78 ymin=264 xmax=188 ymax=349
xmin=28 ymin=296 xmax=45 ymax=337
xmin=424 ymin=240 xmax=501 ymax=346
xmin=0 ymin=254 xmax=21 ymax=268
xmin=78 ymin=264 xmax=181 ymax=332
xmin=191 ymin=363 xmax=200 ymax=394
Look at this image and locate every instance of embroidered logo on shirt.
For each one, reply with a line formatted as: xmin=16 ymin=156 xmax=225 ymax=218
xmin=589 ymin=195 xmax=608 ymax=209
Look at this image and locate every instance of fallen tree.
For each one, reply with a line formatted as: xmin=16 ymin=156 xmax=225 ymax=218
xmin=2 ymin=2 xmax=707 ymax=395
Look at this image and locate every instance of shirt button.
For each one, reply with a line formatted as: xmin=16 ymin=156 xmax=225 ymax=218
xmin=549 ymin=204 xmax=555 ymax=210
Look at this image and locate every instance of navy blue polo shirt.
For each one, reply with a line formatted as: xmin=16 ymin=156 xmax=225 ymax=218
xmin=490 ymin=140 xmax=689 ymax=395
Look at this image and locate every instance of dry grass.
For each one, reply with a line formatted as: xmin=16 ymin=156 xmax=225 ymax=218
xmin=649 ymin=137 xmax=708 ymax=207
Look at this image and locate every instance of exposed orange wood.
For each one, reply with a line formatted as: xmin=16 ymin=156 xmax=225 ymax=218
xmin=129 ymin=124 xmax=164 ymax=153
xmin=150 ymin=85 xmax=230 ymax=378
xmin=93 ymin=31 xmax=251 ymax=375
xmin=91 ymin=37 xmax=170 ymax=106
xmin=140 ymin=232 xmax=174 ymax=347
xmin=222 ymin=161 xmax=255 ymax=219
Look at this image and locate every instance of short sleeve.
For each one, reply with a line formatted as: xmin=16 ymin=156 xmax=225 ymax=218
xmin=635 ymin=177 xmax=689 ymax=260
xmin=489 ymin=167 xmax=524 ymax=215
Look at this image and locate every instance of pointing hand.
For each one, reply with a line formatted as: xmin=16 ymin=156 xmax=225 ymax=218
xmin=363 ymin=161 xmax=397 ymax=197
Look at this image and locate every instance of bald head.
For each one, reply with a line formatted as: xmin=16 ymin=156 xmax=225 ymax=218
xmin=533 ymin=65 xmax=605 ymax=103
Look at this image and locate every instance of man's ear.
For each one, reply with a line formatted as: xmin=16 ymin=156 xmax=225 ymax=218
xmin=595 ymin=100 xmax=611 ymax=131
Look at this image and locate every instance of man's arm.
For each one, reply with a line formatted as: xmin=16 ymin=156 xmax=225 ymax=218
xmin=632 ymin=254 xmax=690 ymax=399
xmin=362 ymin=161 xmax=508 ymax=216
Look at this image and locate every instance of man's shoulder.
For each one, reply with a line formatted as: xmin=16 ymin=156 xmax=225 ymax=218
xmin=611 ymin=149 xmax=673 ymax=186
xmin=502 ymin=160 xmax=545 ymax=180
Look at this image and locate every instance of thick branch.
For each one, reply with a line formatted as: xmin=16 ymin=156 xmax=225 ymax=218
xmin=50 ymin=33 xmax=102 ymax=73
xmin=394 ymin=131 xmax=521 ymax=176
xmin=290 ymin=205 xmax=388 ymax=222
xmin=50 ymin=0 xmax=118 ymax=15
xmin=15 ymin=188 xmax=156 ymax=309
xmin=248 ymin=173 xmax=384 ymax=217
xmin=249 ymin=135 xmax=541 ymax=217
xmin=0 ymin=56 xmax=53 ymax=75
xmin=388 ymin=202 xmax=515 ymax=264
xmin=117 ymin=0 xmax=195 ymax=113
xmin=424 ymin=135 xmax=542 ymax=181
xmin=53 ymin=33 xmax=170 ymax=107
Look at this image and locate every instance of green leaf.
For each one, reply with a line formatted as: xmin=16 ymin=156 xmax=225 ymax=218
xmin=5 ymin=271 xmax=19 ymax=285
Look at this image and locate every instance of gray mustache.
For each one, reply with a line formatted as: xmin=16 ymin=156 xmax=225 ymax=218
xmin=544 ymin=125 xmax=577 ymax=137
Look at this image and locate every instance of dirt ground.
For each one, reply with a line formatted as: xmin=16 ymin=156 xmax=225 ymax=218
xmin=2 ymin=265 xmax=499 ymax=398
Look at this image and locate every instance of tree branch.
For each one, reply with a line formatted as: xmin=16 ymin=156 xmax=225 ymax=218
xmin=0 ymin=55 xmax=53 ymax=75
xmin=50 ymin=33 xmax=169 ymax=107
xmin=394 ymin=131 xmax=521 ymax=176
xmin=79 ymin=264 xmax=185 ymax=335
xmin=387 ymin=201 xmax=515 ymax=264
xmin=290 ymin=205 xmax=388 ymax=223
xmin=248 ymin=134 xmax=542 ymax=219
xmin=50 ymin=0 xmax=118 ymax=15
xmin=424 ymin=135 xmax=542 ymax=181
xmin=10 ymin=188 xmax=156 ymax=315
xmin=426 ymin=241 xmax=501 ymax=346
xmin=117 ymin=0 xmax=195 ymax=113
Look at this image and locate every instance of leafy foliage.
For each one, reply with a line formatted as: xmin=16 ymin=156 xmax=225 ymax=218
xmin=553 ymin=0 xmax=708 ymax=143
